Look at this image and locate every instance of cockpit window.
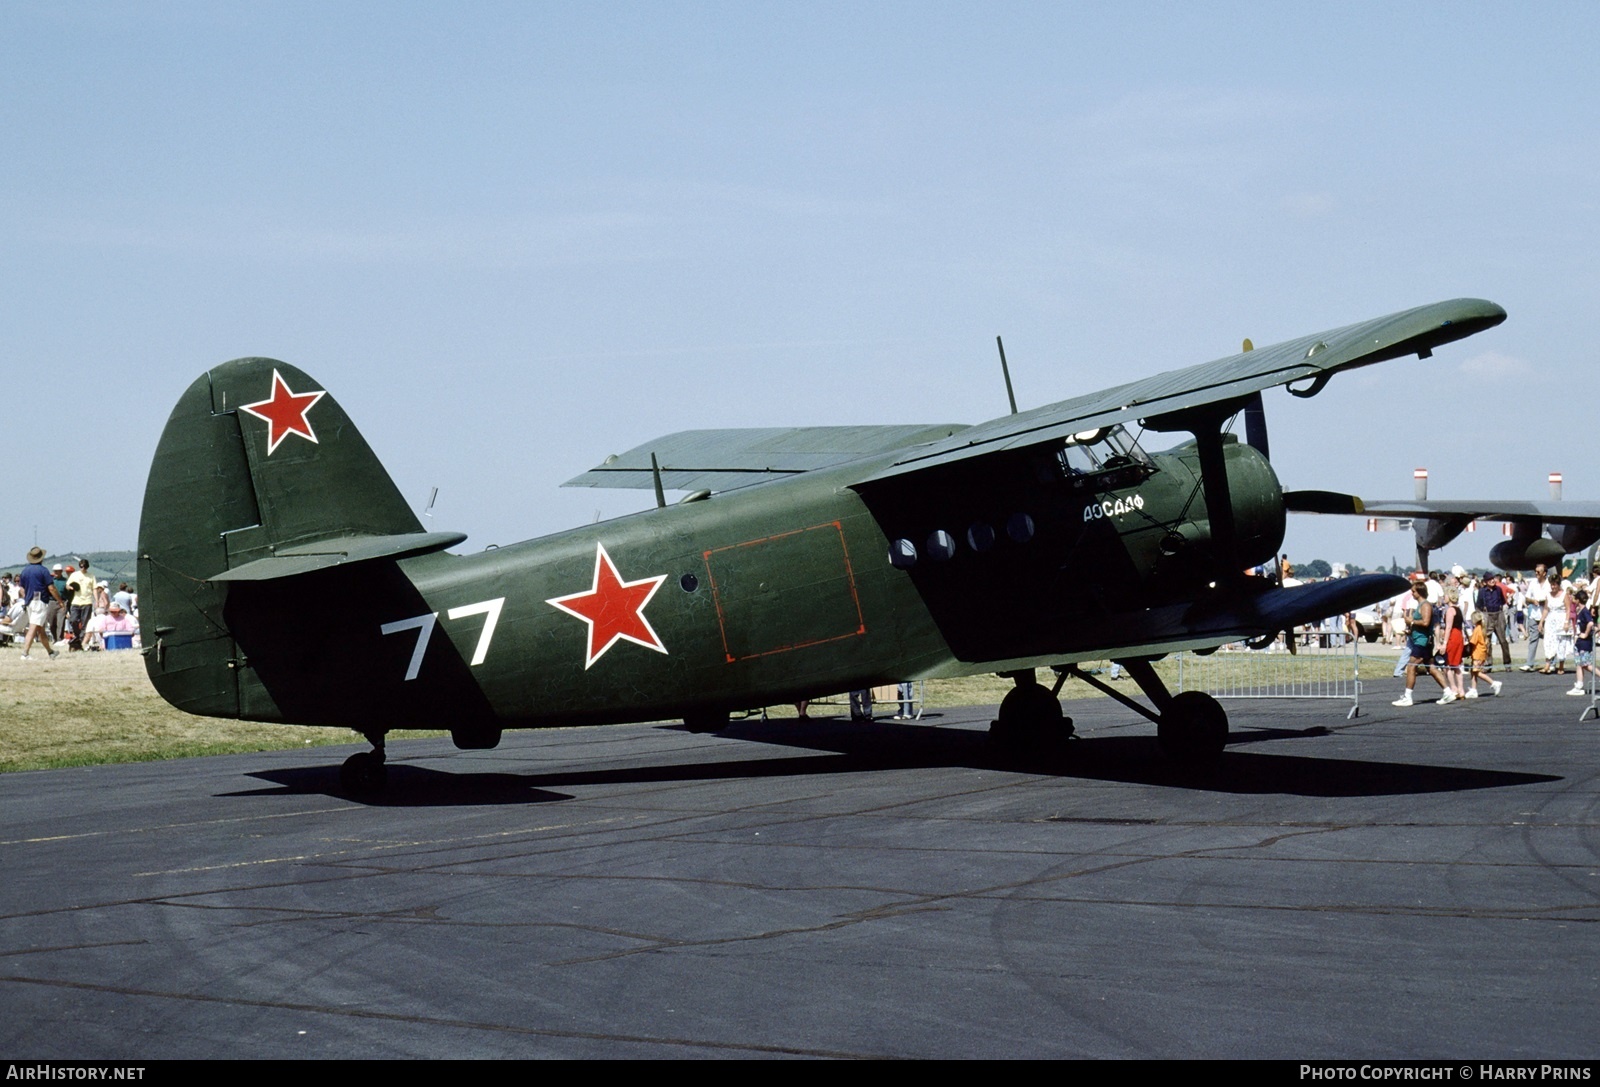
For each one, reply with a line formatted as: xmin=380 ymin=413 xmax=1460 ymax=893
xmin=1054 ymin=424 xmax=1149 ymax=477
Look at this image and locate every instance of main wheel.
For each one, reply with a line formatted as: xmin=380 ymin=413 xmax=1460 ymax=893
xmin=339 ymin=750 xmax=388 ymax=794
xmin=450 ymin=726 xmax=503 ymax=750
xmin=1157 ymin=691 xmax=1228 ymax=763
xmin=989 ymin=683 xmax=1072 ymax=755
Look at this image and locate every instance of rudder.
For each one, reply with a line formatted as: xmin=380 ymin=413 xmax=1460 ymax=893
xmin=139 ymin=358 xmax=424 ymax=720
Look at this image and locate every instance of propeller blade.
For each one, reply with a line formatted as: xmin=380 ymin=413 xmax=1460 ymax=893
xmin=1283 ymin=490 xmax=1366 ymax=515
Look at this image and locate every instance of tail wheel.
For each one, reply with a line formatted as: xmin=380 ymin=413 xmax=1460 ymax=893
xmin=339 ymin=750 xmax=388 ymax=794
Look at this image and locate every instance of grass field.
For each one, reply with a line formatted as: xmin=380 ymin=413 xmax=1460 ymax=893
xmin=0 ymin=640 xmax=1407 ymax=772
xmin=0 ymin=649 xmax=363 ymax=772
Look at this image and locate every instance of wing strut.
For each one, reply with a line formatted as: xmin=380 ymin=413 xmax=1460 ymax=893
xmin=650 ymin=452 xmax=667 ymax=509
xmin=1143 ymin=396 xmax=1254 ymax=581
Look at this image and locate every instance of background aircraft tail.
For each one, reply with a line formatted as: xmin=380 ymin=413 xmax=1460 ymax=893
xmin=138 ymin=357 xmax=430 ymax=721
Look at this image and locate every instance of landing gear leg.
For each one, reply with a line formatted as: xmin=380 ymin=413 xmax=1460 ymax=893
xmin=989 ymin=669 xmax=1074 ymax=756
xmin=340 ymin=731 xmax=388 ymax=793
xmin=1066 ymin=661 xmax=1229 ymax=764
xmin=1120 ymin=660 xmax=1228 ymax=763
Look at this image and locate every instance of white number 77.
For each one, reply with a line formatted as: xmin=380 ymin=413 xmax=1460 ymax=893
xmin=446 ymin=597 xmax=504 ymax=666
xmin=380 ymin=597 xmax=505 ymax=680
xmin=378 ymin=613 xmax=437 ymax=682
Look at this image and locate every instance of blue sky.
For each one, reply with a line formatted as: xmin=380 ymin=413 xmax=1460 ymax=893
xmin=4 ymin=1 xmax=1595 ymax=571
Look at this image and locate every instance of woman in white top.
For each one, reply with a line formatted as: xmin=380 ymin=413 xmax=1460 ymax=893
xmin=1543 ymin=583 xmax=1572 ymax=674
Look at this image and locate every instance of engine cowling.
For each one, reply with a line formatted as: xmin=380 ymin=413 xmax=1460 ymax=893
xmin=1415 ymin=515 xmax=1472 ymax=551
xmin=1549 ymin=522 xmax=1600 ymax=554
xmin=1489 ymin=536 xmax=1567 ymax=572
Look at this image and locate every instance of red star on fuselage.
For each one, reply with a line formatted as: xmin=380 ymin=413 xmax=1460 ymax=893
xmin=546 ymin=543 xmax=669 ymax=669
xmin=239 ymin=369 xmax=327 ymax=455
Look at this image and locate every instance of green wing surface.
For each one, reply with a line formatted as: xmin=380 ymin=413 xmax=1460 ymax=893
xmin=561 ymin=299 xmax=1503 ymax=495
xmin=563 ymin=423 xmax=967 ymax=493
xmin=859 ymin=297 xmax=1505 ymax=484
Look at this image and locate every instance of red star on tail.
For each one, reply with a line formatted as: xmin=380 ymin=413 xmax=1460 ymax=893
xmin=546 ymin=543 xmax=669 ymax=668
xmin=239 ymin=370 xmax=327 ymax=455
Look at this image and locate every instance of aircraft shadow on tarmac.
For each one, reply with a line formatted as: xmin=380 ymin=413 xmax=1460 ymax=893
xmin=230 ymin=713 xmax=1558 ymax=807
xmin=226 ymin=770 xmax=577 ymax=807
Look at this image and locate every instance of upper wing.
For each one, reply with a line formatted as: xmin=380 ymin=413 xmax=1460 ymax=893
xmin=563 ymin=298 xmax=1504 ymax=494
xmin=563 ymin=423 xmax=966 ymax=493
xmin=858 ymin=297 xmax=1505 ymax=485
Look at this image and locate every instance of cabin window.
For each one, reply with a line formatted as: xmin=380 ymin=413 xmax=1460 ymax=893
xmin=888 ymin=539 xmax=918 ymax=569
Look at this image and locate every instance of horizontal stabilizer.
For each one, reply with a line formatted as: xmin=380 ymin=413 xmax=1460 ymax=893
xmin=1283 ymin=490 xmax=1366 ymax=515
xmin=564 ymin=424 xmax=966 ymax=493
xmin=207 ymin=531 xmax=467 ymax=582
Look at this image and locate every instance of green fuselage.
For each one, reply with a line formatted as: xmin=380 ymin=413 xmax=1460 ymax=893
xmin=206 ymin=439 xmax=1279 ymax=731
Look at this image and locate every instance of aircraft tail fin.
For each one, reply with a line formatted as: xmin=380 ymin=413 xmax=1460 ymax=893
xmin=138 ymin=357 xmax=431 ymax=719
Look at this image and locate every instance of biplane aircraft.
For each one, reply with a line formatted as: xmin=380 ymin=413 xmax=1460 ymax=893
xmin=138 ymin=298 xmax=1505 ymax=791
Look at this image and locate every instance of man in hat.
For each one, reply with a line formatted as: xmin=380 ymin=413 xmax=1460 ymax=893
xmin=18 ymin=547 xmax=61 ymax=660
xmin=1477 ymin=573 xmax=1514 ymax=666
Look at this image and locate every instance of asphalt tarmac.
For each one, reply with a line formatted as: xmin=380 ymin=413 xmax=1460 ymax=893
xmin=3 ymin=672 xmax=1597 ymax=1059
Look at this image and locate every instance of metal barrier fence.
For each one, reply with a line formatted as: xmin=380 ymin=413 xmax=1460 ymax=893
xmin=754 ymin=680 xmax=925 ymax=722
xmin=1175 ymin=629 xmax=1366 ymax=720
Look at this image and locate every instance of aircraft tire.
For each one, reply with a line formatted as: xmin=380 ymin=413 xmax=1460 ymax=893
xmin=339 ymin=751 xmax=388 ymax=794
xmin=683 ymin=710 xmax=729 ymax=734
xmin=450 ymin=726 xmax=502 ymax=750
xmin=1157 ymin=691 xmax=1228 ymax=764
xmin=990 ymin=684 xmax=1067 ymax=755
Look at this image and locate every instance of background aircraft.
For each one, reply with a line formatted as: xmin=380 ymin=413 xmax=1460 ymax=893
xmin=139 ymin=298 xmax=1504 ymax=790
xmin=1292 ymin=468 xmax=1600 ymax=574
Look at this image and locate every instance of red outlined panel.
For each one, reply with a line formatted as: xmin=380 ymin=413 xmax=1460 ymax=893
xmin=702 ymin=521 xmax=867 ymax=663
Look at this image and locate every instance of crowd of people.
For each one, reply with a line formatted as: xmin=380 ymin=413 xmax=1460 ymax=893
xmin=1381 ymin=563 xmax=1592 ymax=707
xmin=1 ymin=547 xmax=139 ymax=658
